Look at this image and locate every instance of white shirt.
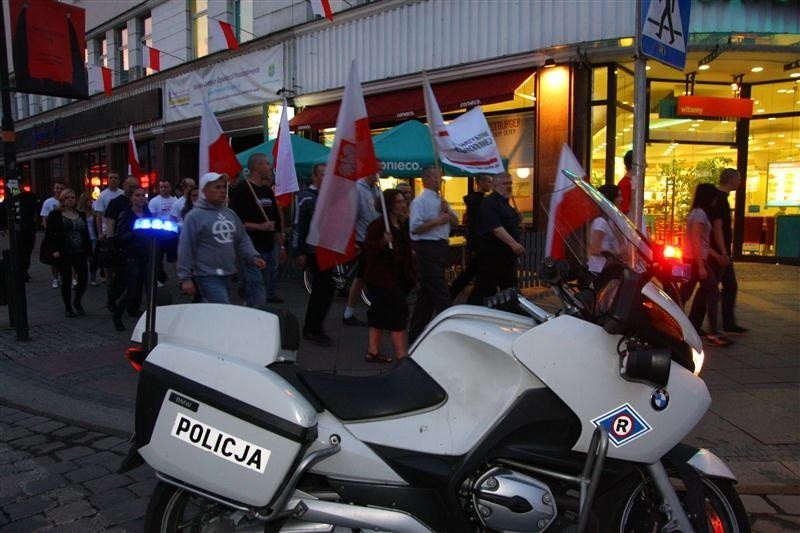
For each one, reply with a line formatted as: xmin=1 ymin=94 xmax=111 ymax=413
xmin=40 ymin=197 xmax=59 ymax=218
xmin=95 ymin=187 xmax=123 ymax=215
xmin=149 ymin=194 xmax=177 ymax=220
xmin=588 ymin=217 xmax=621 ymax=273
xmin=409 ymin=187 xmax=455 ymax=241
xmin=170 ymin=197 xmax=187 ymax=221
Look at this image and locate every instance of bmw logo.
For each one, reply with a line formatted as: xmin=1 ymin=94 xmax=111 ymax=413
xmin=651 ymin=388 xmax=669 ymax=411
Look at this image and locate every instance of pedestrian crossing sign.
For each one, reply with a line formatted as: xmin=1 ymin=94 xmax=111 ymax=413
xmin=640 ymin=0 xmax=691 ymax=71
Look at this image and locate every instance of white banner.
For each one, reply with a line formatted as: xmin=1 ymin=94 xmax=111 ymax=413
xmin=165 ymin=46 xmax=283 ymax=123
xmin=441 ymin=107 xmax=505 ymax=174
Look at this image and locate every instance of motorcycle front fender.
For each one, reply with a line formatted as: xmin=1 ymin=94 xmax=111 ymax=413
xmin=665 ymin=443 xmax=737 ymax=481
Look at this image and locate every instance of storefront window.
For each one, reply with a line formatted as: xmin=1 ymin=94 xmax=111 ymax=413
xmin=77 ymin=149 xmax=107 ymax=194
xmin=744 ymin=113 xmax=800 ymax=257
xmin=118 ymin=27 xmax=129 ymax=84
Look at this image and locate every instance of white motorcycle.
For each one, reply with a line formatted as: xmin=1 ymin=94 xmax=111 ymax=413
xmin=121 ymin=174 xmax=748 ymax=532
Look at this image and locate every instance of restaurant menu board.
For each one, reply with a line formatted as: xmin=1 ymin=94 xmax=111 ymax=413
xmin=767 ymin=162 xmax=800 ymax=207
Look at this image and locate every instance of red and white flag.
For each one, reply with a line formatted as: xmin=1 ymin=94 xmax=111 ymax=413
xmin=545 ymin=144 xmax=598 ymax=259
xmin=127 ymin=125 xmax=143 ymax=178
xmin=307 ymin=60 xmax=378 ymax=269
xmin=199 ymin=100 xmax=243 ymax=180
xmin=309 ymin=0 xmax=334 ymax=21
xmin=271 ymin=98 xmax=299 ymax=207
xmin=142 ymin=45 xmax=161 ymax=71
xmin=423 ymin=76 xmax=504 ymax=174
xmin=88 ymin=64 xmax=112 ymax=96
xmin=209 ymin=19 xmax=239 ymax=53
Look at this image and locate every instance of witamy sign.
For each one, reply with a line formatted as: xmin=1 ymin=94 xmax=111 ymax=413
xmin=171 ymin=414 xmax=271 ymax=473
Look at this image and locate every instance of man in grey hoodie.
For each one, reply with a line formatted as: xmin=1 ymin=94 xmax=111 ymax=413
xmin=177 ymin=172 xmax=266 ymax=304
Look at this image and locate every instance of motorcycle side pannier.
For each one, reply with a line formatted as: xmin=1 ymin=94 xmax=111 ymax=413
xmin=134 ymin=343 xmax=318 ymax=508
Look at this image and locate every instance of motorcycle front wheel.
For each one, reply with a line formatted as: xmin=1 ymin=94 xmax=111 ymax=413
xmin=613 ymin=475 xmax=750 ymax=533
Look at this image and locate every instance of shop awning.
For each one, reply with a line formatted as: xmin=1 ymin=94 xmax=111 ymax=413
xmin=236 ymin=135 xmax=330 ymax=178
xmin=290 ymin=69 xmax=532 ymax=131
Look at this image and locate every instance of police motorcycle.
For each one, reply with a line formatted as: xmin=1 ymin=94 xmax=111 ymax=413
xmin=121 ymin=172 xmax=748 ymax=532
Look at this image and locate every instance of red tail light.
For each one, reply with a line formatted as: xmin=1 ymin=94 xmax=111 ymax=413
xmin=125 ymin=345 xmax=146 ymax=372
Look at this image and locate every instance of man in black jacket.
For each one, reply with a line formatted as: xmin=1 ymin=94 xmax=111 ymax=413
xmin=292 ymin=164 xmax=334 ymax=346
xmin=449 ymin=173 xmax=492 ymax=299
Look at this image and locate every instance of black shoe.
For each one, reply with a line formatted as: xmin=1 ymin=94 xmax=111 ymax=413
xmin=267 ymin=296 xmax=284 ymax=304
xmin=65 ymin=309 xmax=77 ymax=318
xmin=724 ymin=325 xmax=748 ymax=334
xmin=73 ymin=303 xmax=85 ymax=316
xmin=303 ymin=329 xmax=332 ymax=347
xmin=113 ymin=316 xmax=125 ymax=332
xmin=697 ymin=328 xmax=707 ymax=337
xmin=342 ymin=315 xmax=367 ymax=327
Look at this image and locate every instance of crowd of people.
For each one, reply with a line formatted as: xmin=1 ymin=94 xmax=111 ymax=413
xmin=1 ymin=153 xmax=745 ymax=359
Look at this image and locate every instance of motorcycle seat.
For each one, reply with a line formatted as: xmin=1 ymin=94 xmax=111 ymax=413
xmin=269 ymin=359 xmax=446 ymax=422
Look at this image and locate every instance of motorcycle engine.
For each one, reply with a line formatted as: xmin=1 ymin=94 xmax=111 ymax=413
xmin=471 ymin=467 xmax=557 ymax=532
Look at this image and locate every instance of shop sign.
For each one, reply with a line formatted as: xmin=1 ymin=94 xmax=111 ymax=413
xmin=676 ymin=95 xmax=753 ymax=119
xmin=165 ymin=46 xmax=283 ymax=123
xmin=767 ymin=162 xmax=800 ymax=207
xmin=487 ymin=112 xmax=533 ymax=170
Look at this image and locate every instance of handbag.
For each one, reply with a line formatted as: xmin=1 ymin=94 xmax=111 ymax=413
xmin=96 ymin=238 xmax=125 ymax=268
xmin=39 ymin=236 xmax=56 ymax=265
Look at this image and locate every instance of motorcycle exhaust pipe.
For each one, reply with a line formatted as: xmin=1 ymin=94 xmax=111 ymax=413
xmin=293 ymin=498 xmax=435 ymax=532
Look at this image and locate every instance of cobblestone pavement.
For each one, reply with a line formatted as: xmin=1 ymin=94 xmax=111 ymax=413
xmin=0 ymin=404 xmax=152 ymax=532
xmin=2 ymin=401 xmax=800 ymax=531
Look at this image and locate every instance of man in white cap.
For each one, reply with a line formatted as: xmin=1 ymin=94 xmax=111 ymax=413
xmin=177 ymin=172 xmax=266 ymax=303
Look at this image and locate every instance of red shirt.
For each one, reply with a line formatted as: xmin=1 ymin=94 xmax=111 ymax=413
xmin=617 ymin=175 xmax=632 ymax=215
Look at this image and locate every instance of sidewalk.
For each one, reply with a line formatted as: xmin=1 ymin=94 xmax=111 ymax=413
xmin=0 ymin=257 xmax=798 ymax=530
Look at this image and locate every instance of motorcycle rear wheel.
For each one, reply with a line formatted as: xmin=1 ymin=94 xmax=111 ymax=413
xmin=145 ymin=482 xmax=241 ymax=533
xmin=614 ymin=475 xmax=750 ymax=533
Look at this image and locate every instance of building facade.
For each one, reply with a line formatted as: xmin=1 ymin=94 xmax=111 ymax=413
xmin=7 ymin=0 xmax=800 ymax=260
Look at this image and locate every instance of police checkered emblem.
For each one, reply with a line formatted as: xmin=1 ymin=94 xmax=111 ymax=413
xmin=591 ymin=404 xmax=652 ymax=448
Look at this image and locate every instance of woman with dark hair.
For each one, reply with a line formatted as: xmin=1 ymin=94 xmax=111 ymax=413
xmin=45 ymin=189 xmax=91 ymax=317
xmin=588 ymin=184 xmax=624 ymax=274
xmin=362 ymin=189 xmax=417 ymax=362
xmin=111 ymin=188 xmax=152 ymax=331
xmin=680 ymin=183 xmax=730 ymax=347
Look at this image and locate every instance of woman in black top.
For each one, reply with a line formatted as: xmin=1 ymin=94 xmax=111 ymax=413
xmin=45 ymin=189 xmax=92 ymax=317
xmin=111 ymin=188 xmax=152 ymax=331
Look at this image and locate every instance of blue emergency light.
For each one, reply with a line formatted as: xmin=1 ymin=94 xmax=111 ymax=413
xmin=133 ymin=217 xmax=180 ymax=236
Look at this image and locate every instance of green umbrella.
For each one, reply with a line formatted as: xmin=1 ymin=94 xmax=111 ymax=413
xmin=371 ymin=120 xmax=507 ymax=178
xmin=236 ymin=135 xmax=330 ymax=179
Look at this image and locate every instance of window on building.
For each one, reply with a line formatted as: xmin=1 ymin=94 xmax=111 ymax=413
xmin=192 ymin=0 xmax=208 ymax=59
xmin=118 ymin=27 xmax=129 ymax=84
xmin=140 ymin=15 xmax=154 ymax=76
xmin=99 ymin=37 xmax=108 ymax=67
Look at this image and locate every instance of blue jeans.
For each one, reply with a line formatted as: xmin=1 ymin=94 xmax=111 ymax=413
xmin=196 ymin=275 xmax=233 ymax=304
xmin=241 ymin=250 xmax=274 ymax=307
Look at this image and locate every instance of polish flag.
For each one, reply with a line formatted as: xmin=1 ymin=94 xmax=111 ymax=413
xmin=423 ymin=76 xmax=504 ymax=174
xmin=310 ymin=0 xmax=334 ymax=21
xmin=127 ymin=125 xmax=143 ymax=178
xmin=545 ymin=144 xmax=598 ymax=260
xmin=199 ymin=100 xmax=243 ymax=180
xmin=307 ymin=60 xmax=378 ymax=269
xmin=271 ymin=99 xmax=299 ymax=208
xmin=209 ymin=19 xmax=239 ymax=53
xmin=88 ymin=64 xmax=113 ymax=96
xmin=142 ymin=45 xmax=161 ymax=71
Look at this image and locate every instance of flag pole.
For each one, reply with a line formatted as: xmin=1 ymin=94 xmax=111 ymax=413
xmin=422 ymin=72 xmax=443 ymax=172
xmin=377 ymin=182 xmax=393 ymax=250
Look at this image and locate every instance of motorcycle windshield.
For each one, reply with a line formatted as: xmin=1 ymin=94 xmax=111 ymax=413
xmin=542 ymin=170 xmax=653 ymax=274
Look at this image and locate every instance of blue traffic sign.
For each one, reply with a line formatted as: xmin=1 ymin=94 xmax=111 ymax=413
xmin=640 ymin=0 xmax=692 ymax=71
